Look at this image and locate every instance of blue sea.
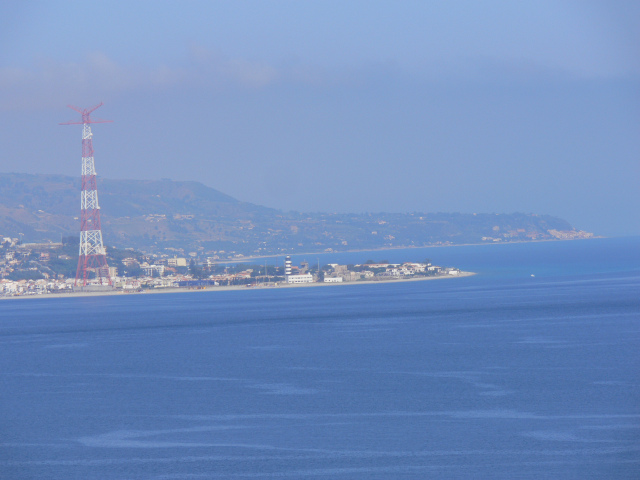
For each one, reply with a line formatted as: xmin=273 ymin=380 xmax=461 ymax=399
xmin=1 ymin=237 xmax=639 ymax=479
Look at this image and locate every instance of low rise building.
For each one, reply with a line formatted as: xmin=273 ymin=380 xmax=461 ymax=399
xmin=287 ymin=273 xmax=314 ymax=284
xmin=167 ymin=257 xmax=187 ymax=267
xmin=141 ymin=264 xmax=165 ymax=276
xmin=324 ymin=277 xmax=343 ymax=283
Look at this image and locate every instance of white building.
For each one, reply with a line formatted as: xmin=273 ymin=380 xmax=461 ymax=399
xmin=167 ymin=257 xmax=187 ymax=267
xmin=141 ymin=264 xmax=165 ymax=276
xmin=286 ymin=273 xmax=313 ymax=284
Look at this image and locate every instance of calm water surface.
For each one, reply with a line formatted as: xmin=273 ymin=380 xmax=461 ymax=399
xmin=1 ymin=238 xmax=639 ymax=479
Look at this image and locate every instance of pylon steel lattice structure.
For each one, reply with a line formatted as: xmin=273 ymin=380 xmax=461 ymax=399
xmin=60 ymin=102 xmax=113 ymax=287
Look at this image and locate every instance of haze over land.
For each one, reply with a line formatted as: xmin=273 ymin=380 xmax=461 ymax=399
xmin=0 ymin=173 xmax=584 ymax=256
xmin=0 ymin=1 xmax=638 ymax=236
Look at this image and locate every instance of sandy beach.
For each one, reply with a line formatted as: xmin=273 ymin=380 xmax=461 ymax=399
xmin=1 ymin=271 xmax=475 ymax=301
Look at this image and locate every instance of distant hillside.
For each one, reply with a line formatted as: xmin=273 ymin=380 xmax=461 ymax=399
xmin=0 ymin=173 xmax=588 ymax=256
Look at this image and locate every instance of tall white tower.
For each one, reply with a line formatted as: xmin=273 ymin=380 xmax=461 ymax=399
xmin=285 ymin=256 xmax=292 ymax=277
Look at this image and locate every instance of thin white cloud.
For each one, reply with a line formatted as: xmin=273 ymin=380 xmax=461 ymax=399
xmin=1 ymin=37 xmax=634 ymax=112
xmin=0 ymin=54 xmax=182 ymax=110
xmin=0 ymin=49 xmax=287 ymax=110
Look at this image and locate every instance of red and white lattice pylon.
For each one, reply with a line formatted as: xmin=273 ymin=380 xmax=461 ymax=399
xmin=60 ymin=103 xmax=113 ymax=286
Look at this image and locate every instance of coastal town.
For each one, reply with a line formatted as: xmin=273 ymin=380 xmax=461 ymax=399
xmin=0 ymin=236 xmax=466 ymax=297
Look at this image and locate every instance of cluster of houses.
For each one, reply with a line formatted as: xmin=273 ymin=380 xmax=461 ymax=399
xmin=0 ymin=245 xmax=462 ymax=296
xmin=282 ymin=261 xmax=460 ymax=284
xmin=0 ymin=277 xmax=75 ymax=296
xmin=0 ymin=237 xmax=54 ymax=277
xmin=321 ymin=262 xmax=459 ymax=283
xmin=0 ymin=273 xmax=218 ymax=296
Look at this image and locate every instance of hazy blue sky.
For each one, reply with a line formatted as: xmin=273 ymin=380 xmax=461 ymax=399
xmin=1 ymin=1 xmax=638 ymax=235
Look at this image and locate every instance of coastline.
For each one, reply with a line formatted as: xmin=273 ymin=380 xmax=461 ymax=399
xmin=209 ymin=237 xmax=604 ymax=264
xmin=0 ymin=271 xmax=476 ymax=301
